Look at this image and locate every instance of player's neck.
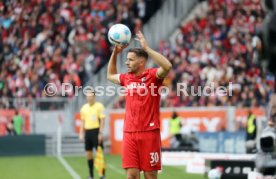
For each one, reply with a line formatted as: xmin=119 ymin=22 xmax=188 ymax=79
xmin=88 ymin=101 xmax=95 ymax=106
xmin=134 ymin=67 xmax=146 ymax=76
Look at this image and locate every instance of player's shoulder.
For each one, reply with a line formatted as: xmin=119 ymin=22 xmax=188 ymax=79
xmin=145 ymin=68 xmax=158 ymax=74
xmin=143 ymin=68 xmax=158 ymax=78
xmin=94 ymin=102 xmax=104 ymax=108
xmin=80 ymin=103 xmax=89 ymax=111
xmin=120 ymin=72 xmax=130 ymax=78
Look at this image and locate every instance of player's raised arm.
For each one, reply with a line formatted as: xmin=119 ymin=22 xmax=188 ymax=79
xmin=135 ymin=31 xmax=172 ymax=79
xmin=107 ymin=45 xmax=127 ymax=84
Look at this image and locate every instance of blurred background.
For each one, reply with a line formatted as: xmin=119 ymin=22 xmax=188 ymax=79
xmin=0 ymin=0 xmax=276 ymax=178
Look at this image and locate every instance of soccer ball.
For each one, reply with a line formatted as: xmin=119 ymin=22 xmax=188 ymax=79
xmin=108 ymin=24 xmax=131 ymax=46
xmin=208 ymin=168 xmax=221 ymax=179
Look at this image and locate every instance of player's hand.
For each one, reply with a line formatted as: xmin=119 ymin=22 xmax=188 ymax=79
xmin=135 ymin=31 xmax=149 ymax=51
xmin=79 ymin=133 xmax=84 ymax=142
xmin=114 ymin=44 xmax=128 ymax=54
xmin=98 ymin=133 xmax=103 ymax=144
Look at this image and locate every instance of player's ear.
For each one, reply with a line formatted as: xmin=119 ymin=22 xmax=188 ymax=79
xmin=140 ymin=57 xmax=146 ymax=66
xmin=140 ymin=60 xmax=144 ymax=67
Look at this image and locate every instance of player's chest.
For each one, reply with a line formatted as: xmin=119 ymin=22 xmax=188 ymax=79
xmin=124 ymin=75 xmax=153 ymax=93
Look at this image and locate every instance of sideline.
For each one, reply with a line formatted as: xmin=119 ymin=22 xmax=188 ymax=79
xmin=57 ymin=156 xmax=81 ymax=179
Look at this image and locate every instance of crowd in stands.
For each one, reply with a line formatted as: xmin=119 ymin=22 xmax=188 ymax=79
xmin=113 ymin=0 xmax=274 ymax=108
xmin=0 ymin=0 xmax=161 ymax=109
xmin=0 ymin=0 xmax=273 ymax=109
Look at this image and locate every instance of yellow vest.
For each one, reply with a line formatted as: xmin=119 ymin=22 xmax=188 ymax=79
xmin=169 ymin=117 xmax=181 ymax=135
xmin=247 ymin=114 xmax=256 ymax=134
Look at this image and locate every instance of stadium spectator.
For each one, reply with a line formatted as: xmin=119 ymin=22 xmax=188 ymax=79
xmin=163 ymin=0 xmax=271 ymax=108
xmin=12 ymin=109 xmax=24 ymax=135
xmin=113 ymin=0 xmax=272 ymax=109
xmin=245 ymin=109 xmax=257 ymax=153
xmin=5 ymin=118 xmax=15 ymax=136
xmin=0 ymin=0 xmax=161 ymax=106
xmin=169 ymin=111 xmax=183 ymax=148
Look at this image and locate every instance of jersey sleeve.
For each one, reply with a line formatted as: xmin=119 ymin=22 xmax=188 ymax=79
xmin=98 ymin=103 xmax=106 ymax=120
xmin=119 ymin=73 xmax=126 ymax=86
xmin=149 ymin=68 xmax=164 ymax=85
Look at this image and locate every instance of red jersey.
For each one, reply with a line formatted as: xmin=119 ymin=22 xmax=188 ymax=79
xmin=119 ymin=68 xmax=163 ymax=132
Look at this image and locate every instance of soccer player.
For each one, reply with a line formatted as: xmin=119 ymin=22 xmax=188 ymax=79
xmin=107 ymin=31 xmax=172 ymax=179
xmin=79 ymin=89 xmax=106 ymax=179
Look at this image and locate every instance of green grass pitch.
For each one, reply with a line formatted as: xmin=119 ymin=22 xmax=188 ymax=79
xmin=0 ymin=155 xmax=204 ymax=179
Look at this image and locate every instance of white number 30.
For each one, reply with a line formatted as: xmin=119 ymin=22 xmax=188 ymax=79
xmin=150 ymin=152 xmax=159 ymax=164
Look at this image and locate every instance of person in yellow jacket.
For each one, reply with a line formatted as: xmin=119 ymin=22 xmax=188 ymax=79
xmin=246 ymin=109 xmax=257 ymax=153
xmin=79 ymin=89 xmax=106 ymax=179
xmin=169 ymin=111 xmax=182 ymax=147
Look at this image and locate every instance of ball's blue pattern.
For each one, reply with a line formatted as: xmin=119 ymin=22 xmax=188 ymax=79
xmin=113 ymin=32 xmax=120 ymax=40
xmin=124 ymin=28 xmax=130 ymax=35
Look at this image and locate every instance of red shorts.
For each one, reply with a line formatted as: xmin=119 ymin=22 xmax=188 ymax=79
xmin=122 ymin=129 xmax=161 ymax=171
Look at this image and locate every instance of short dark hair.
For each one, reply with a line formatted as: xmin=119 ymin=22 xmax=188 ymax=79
xmin=84 ymin=88 xmax=95 ymax=96
xmin=128 ymin=48 xmax=148 ymax=60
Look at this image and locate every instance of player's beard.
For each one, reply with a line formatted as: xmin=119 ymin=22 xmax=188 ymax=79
xmin=127 ymin=66 xmax=136 ymax=74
